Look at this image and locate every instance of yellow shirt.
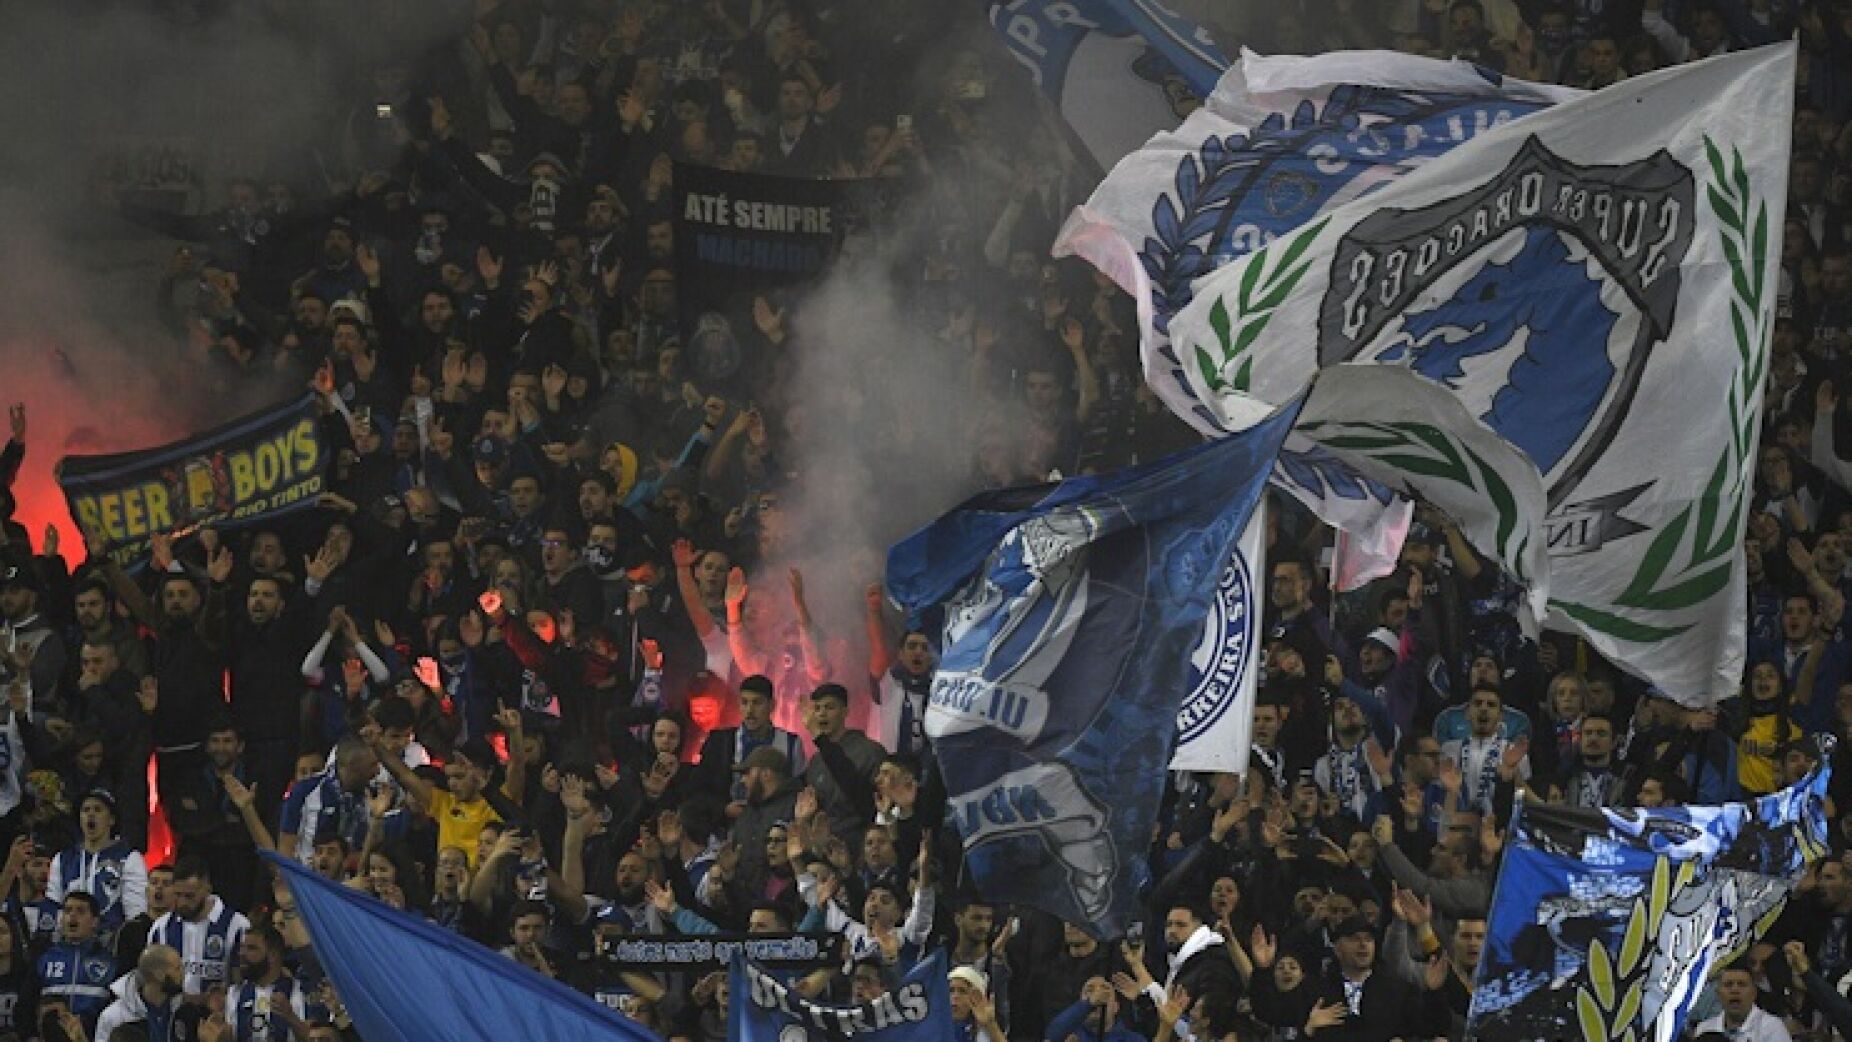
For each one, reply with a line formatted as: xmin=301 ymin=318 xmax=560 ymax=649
xmin=427 ymin=788 xmax=501 ymax=866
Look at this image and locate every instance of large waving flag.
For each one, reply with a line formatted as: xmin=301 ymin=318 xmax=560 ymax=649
xmin=1150 ymin=45 xmax=1795 ymax=704
xmin=268 ymin=853 xmax=663 ymax=1042
xmin=988 ymin=0 xmax=1228 ymax=168
xmin=1056 ymin=50 xmax=1574 ymax=582
xmin=1471 ymin=760 xmax=1831 ymax=1042
xmin=886 ymin=397 xmax=1299 ymax=936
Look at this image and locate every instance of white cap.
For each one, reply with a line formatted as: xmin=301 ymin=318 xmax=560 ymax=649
xmin=948 ymin=966 xmax=989 ymax=995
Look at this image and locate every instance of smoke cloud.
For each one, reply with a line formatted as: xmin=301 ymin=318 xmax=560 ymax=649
xmin=0 ymin=1 xmax=452 ymax=546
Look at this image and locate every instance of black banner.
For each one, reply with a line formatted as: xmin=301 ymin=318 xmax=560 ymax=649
xmin=59 ymin=395 xmax=328 ymax=571
xmin=672 ymin=164 xmax=848 ymax=386
xmin=605 ymin=932 xmax=835 ymax=972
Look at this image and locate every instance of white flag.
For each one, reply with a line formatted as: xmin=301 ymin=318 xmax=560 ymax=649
xmin=1163 ymin=46 xmax=1795 ymax=704
xmin=1172 ymin=500 xmax=1264 ymax=775
xmin=1055 ymin=49 xmax=1574 ymax=570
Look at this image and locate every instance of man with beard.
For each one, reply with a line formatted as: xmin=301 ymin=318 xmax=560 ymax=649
xmin=147 ymin=855 xmax=250 ymax=997
xmin=1552 ymin=712 xmax=1631 ymax=809
xmin=697 ymin=676 xmax=805 ymax=810
xmin=1437 ymin=685 xmax=1529 ymax=816
xmin=1264 ymin=556 xmax=1346 ymax=670
xmin=298 ymin=218 xmax=366 ymax=308
xmin=90 ymin=530 xmax=234 ymax=836
xmin=68 ymin=579 xmax=145 ymax=684
xmin=1128 ymin=903 xmax=1237 ymax=1010
xmin=726 ymin=746 xmax=802 ymax=891
xmin=95 ymin=945 xmax=190 ymax=1042
xmin=224 ymin=571 xmax=314 ymax=832
xmin=1315 ymin=692 xmax=1389 ymax=825
xmin=169 ymin=717 xmax=259 ymax=914
xmin=73 ymin=640 xmax=152 ymax=846
xmin=225 ymin=926 xmax=308 ymax=1042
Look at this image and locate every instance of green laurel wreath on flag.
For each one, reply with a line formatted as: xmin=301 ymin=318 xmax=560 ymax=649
xmin=1555 ymin=136 xmax=1768 ymax=645
xmin=1295 ymin=418 xmax=1531 ymax=583
xmin=1193 ymin=218 xmax=1329 ymax=394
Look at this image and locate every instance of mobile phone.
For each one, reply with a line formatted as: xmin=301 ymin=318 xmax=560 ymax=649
xmin=1126 ymin=920 xmax=1144 ymax=946
xmin=895 ymin=114 xmax=912 ymax=133
xmin=375 ymin=103 xmax=394 ymax=120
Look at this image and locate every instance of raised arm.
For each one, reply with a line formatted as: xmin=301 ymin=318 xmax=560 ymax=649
xmin=370 ymin=736 xmax=436 ymax=810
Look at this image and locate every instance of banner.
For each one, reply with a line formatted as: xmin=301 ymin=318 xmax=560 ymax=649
xmin=1171 ymin=500 xmax=1262 ymax=775
xmin=1054 ymin=48 xmax=1575 ymax=441
xmin=59 ymin=395 xmax=327 ymax=571
xmin=988 ymin=0 xmax=1228 ymax=168
xmin=1470 ymin=763 xmax=1831 ymax=1042
xmin=1152 ymin=45 xmax=1796 ymax=703
xmin=1054 ymin=50 xmax=1572 ymax=583
xmin=886 ymin=397 xmax=1298 ymax=936
xmin=605 ymin=933 xmax=833 ymax=972
xmin=673 ymin=164 xmax=847 ymax=388
xmin=731 ymin=949 xmax=951 ymax=1042
xmin=266 ymin=854 xmax=661 ymax=1042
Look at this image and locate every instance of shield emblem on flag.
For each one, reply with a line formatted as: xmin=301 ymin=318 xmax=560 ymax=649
xmin=1316 ymin=136 xmax=1697 ymax=507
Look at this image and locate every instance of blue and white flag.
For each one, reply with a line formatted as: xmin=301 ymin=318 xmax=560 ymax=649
xmin=1471 ymin=761 xmax=1831 ymax=1042
xmin=1170 ymin=500 xmax=1263 ymax=776
xmin=731 ymin=949 xmax=952 ymax=1042
xmin=1125 ymin=46 xmax=1796 ymax=704
xmin=1055 ymin=50 xmax=1574 ymax=580
xmin=266 ymin=854 xmax=663 ymax=1042
xmin=886 ymin=397 xmax=1299 ymax=936
xmin=988 ymin=0 xmax=1228 ymax=168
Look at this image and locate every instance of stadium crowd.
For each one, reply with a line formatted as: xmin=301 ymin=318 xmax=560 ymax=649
xmin=6 ymin=1 xmax=1852 ymax=1041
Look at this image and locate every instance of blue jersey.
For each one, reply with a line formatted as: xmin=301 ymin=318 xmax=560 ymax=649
xmin=36 ymin=941 xmax=116 ymax=1028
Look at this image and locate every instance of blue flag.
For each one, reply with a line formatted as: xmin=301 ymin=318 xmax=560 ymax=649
xmin=730 ymin=949 xmax=952 ymax=1042
xmin=886 ymin=398 xmax=1300 ymax=937
xmin=1470 ymin=762 xmax=1832 ymax=1042
xmin=267 ymin=853 xmax=663 ymax=1042
xmin=988 ymin=0 xmax=1227 ymax=167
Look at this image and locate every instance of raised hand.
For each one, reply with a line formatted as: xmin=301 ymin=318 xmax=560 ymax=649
xmin=702 ymin=395 xmax=727 ymax=428
xmin=366 ymin=784 xmax=394 ymax=820
xmin=1437 ymin=755 xmax=1464 ymax=793
xmin=560 ymin=774 xmax=591 ymax=818
xmin=150 ymin=530 xmax=176 ymax=573
xmin=6 ymin=403 xmax=23 ymax=442
xmin=475 ymin=245 xmax=502 ymax=288
xmin=1157 ymin=985 xmax=1191 ymax=1027
xmin=795 ymin=786 xmax=819 ymax=821
xmin=222 ymin=775 xmax=256 ymax=812
xmin=672 ymin=539 xmax=697 ymax=569
xmin=724 ymin=567 xmax=749 ymax=609
xmin=373 ymin=618 xmax=396 ymax=647
xmin=355 ymin=242 xmax=382 ymax=285
xmin=1250 ymin=924 xmax=1276 ymax=969
xmin=428 ymin=95 xmax=453 ymax=139
xmin=478 ymin=590 xmax=504 ymax=619
xmin=1424 ymin=951 xmax=1451 ymax=991
xmin=1391 ymin=884 xmax=1432 ymax=928
xmin=1306 ymin=1000 xmax=1347 ymax=1033
xmin=305 ymin=545 xmax=338 ymax=583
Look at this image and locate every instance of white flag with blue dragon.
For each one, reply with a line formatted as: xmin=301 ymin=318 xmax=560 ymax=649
xmin=1159 ymin=45 xmax=1795 ymax=704
xmin=1055 ymin=48 xmax=1577 ymax=581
